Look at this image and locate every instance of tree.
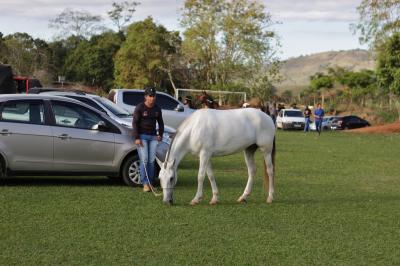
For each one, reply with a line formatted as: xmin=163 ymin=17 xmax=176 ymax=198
xmin=0 ymin=33 xmax=52 ymax=79
xmin=352 ymin=0 xmax=400 ymax=47
xmin=342 ymin=70 xmax=377 ymax=106
xmin=49 ymin=8 xmax=104 ymax=40
xmin=309 ymin=72 xmax=334 ymax=106
xmin=180 ymin=0 xmax=279 ymax=91
xmin=64 ymin=32 xmax=123 ymax=90
xmin=108 ymin=1 xmax=140 ymax=32
xmin=281 ymin=90 xmax=293 ymax=104
xmin=114 ymin=17 xmax=181 ymax=89
xmin=376 ymin=32 xmax=400 ymax=119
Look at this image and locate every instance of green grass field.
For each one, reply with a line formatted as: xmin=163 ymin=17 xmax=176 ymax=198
xmin=1 ymin=131 xmax=399 ymax=265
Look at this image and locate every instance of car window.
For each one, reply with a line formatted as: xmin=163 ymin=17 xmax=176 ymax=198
xmin=123 ymin=91 xmax=144 ymax=106
xmin=156 ymin=94 xmax=179 ymax=110
xmin=64 ymin=95 xmax=106 ymax=113
xmin=284 ymin=110 xmax=303 ymax=117
xmin=51 ymin=101 xmax=103 ymax=130
xmin=1 ymin=100 xmax=45 ymax=125
xmin=93 ymin=96 xmax=132 ymax=118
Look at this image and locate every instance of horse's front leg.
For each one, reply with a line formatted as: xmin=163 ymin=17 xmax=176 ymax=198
xmin=206 ymin=161 xmax=219 ymax=205
xmin=190 ymin=152 xmax=210 ymax=205
xmin=238 ymin=148 xmax=256 ymax=203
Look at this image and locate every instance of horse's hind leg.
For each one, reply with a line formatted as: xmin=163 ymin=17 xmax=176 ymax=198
xmin=237 ymin=145 xmax=257 ymax=203
xmin=263 ymin=151 xmax=274 ymax=204
xmin=207 ymin=162 xmax=219 ymax=205
xmin=190 ymin=152 xmax=210 ymax=205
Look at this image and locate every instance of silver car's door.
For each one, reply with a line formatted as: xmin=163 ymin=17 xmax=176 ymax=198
xmin=156 ymin=94 xmax=189 ymax=129
xmin=50 ymin=100 xmax=115 ymax=172
xmin=0 ymin=99 xmax=53 ymax=171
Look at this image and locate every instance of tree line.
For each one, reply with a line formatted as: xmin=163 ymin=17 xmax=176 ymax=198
xmin=0 ymin=0 xmax=280 ymax=101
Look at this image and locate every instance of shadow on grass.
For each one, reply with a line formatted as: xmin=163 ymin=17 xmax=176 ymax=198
xmin=0 ymin=176 xmax=125 ymax=187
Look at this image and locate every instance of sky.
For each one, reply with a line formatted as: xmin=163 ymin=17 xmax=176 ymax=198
xmin=0 ymin=0 xmax=367 ymax=59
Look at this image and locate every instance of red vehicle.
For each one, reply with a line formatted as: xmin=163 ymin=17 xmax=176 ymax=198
xmin=13 ymin=75 xmax=42 ymax=93
xmin=0 ymin=64 xmax=42 ymax=94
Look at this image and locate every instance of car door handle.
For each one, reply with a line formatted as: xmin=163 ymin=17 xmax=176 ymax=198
xmin=0 ymin=129 xmax=11 ymax=136
xmin=57 ymin=134 xmax=71 ymax=140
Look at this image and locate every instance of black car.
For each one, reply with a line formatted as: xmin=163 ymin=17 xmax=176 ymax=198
xmin=331 ymin=115 xmax=370 ymax=130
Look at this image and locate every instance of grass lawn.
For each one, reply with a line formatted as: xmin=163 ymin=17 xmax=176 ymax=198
xmin=1 ymin=131 xmax=399 ymax=265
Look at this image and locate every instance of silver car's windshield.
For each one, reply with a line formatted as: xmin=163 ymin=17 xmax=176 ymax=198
xmin=93 ymin=97 xmax=132 ymax=118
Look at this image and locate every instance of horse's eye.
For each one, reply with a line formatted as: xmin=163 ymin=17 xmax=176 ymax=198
xmin=170 ymin=177 xmax=174 ymax=183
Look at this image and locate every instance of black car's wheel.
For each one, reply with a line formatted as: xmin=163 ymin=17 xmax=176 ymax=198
xmin=122 ymin=154 xmax=141 ymax=187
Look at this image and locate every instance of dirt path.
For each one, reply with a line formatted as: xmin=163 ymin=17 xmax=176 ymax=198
xmin=348 ymin=121 xmax=400 ymax=134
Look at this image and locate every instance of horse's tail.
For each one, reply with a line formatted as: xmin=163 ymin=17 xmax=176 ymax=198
xmin=263 ymin=137 xmax=275 ymax=196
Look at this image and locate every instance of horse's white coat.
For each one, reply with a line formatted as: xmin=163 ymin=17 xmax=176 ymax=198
xmin=159 ymin=108 xmax=276 ymax=205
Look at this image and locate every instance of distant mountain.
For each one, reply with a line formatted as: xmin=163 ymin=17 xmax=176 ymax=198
xmin=276 ymin=49 xmax=375 ymax=94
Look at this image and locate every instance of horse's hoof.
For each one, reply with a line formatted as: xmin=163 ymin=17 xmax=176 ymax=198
xmin=190 ymin=200 xmax=200 ymax=206
xmin=237 ymin=197 xmax=247 ymax=203
xmin=267 ymin=197 xmax=273 ymax=204
xmin=209 ymin=200 xmax=218 ymax=205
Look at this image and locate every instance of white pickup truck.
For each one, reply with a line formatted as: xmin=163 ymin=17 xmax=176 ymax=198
xmin=276 ymin=109 xmax=305 ymax=130
xmin=109 ymin=89 xmax=195 ymax=129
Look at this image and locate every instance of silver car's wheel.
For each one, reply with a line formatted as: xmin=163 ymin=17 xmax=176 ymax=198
xmin=122 ymin=154 xmax=141 ymax=187
xmin=128 ymin=159 xmax=141 ymax=185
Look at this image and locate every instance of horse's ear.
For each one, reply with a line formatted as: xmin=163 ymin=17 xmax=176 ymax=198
xmin=164 ymin=158 xmax=175 ymax=169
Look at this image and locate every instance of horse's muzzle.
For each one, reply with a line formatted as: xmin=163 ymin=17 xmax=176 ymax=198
xmin=162 ymin=188 xmax=174 ymax=206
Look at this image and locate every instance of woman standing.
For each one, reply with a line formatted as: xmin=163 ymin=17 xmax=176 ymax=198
xmin=132 ymin=87 xmax=164 ymax=192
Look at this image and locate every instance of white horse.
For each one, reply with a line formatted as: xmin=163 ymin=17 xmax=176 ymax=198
xmin=159 ymin=108 xmax=276 ymax=205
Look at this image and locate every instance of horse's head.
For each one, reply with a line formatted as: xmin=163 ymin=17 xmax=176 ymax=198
xmin=159 ymin=159 xmax=177 ymax=205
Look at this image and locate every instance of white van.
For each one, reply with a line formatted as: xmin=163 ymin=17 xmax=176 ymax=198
xmin=109 ymin=89 xmax=195 ymax=129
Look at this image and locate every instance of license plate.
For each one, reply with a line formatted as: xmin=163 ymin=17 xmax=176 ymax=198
xmin=294 ymin=124 xmax=301 ymax=128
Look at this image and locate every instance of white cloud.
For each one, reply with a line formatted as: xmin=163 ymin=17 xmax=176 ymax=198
xmin=265 ymin=0 xmax=360 ymax=22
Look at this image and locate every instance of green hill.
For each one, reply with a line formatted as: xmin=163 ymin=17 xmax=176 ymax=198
xmin=276 ymin=49 xmax=375 ymax=94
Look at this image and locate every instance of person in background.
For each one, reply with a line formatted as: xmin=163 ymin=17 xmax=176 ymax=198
xmin=183 ymin=95 xmax=194 ymax=109
xmin=303 ymin=105 xmax=312 ymax=132
xmin=269 ymin=102 xmax=278 ymax=125
xmin=314 ymin=103 xmax=325 ymax=135
xmin=132 ymin=87 xmax=164 ymax=192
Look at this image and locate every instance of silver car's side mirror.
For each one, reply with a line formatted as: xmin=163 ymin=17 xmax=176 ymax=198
xmin=174 ymin=104 xmax=184 ymax=112
xmin=92 ymin=121 xmax=108 ymax=131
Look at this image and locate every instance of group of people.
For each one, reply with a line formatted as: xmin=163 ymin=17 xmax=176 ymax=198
xmin=303 ymin=103 xmax=325 ymax=134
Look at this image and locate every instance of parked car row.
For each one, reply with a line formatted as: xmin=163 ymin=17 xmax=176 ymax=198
xmin=276 ymin=108 xmax=371 ymax=131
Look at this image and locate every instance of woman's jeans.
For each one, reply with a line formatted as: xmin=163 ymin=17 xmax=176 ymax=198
xmin=137 ymin=134 xmax=158 ymax=185
xmin=304 ymin=117 xmax=310 ymax=132
xmin=315 ymin=119 xmax=322 ymax=134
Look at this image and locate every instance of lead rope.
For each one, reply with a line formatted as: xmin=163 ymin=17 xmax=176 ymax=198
xmin=142 ymin=161 xmax=162 ymax=197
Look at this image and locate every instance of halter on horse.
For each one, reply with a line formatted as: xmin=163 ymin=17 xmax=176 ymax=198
xmin=159 ymin=108 xmax=276 ymax=205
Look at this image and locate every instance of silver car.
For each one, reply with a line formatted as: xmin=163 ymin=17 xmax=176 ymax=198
xmin=0 ymin=94 xmax=173 ymax=186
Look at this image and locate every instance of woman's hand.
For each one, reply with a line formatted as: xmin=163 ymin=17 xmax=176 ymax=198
xmin=135 ymin=139 xmax=143 ymax=146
